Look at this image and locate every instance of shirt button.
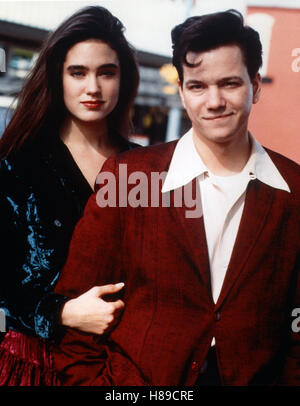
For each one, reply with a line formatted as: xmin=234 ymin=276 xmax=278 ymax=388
xmin=214 ymin=312 xmax=221 ymax=321
xmin=54 ymin=219 xmax=62 ymax=227
xmin=191 ymin=361 xmax=201 ymax=371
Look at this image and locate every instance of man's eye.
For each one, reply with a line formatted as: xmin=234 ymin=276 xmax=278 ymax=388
xmin=225 ymin=81 xmax=240 ymax=87
xmin=188 ymin=84 xmax=204 ymax=90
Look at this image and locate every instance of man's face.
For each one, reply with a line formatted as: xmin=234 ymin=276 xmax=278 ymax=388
xmin=179 ymin=44 xmax=261 ymax=146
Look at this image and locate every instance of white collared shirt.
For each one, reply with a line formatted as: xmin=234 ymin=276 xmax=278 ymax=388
xmin=162 ymin=128 xmax=290 ymax=309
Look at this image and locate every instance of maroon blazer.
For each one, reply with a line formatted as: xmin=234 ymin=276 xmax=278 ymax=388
xmin=53 ymin=141 xmax=300 ymax=386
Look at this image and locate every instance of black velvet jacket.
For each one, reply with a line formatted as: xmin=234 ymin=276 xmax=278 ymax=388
xmin=0 ymin=133 xmax=135 ymax=341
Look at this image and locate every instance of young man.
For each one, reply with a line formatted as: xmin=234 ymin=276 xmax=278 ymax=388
xmin=54 ymin=10 xmax=300 ymax=386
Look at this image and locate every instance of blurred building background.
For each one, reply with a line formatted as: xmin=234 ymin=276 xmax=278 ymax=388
xmin=0 ymin=0 xmax=299 ymax=162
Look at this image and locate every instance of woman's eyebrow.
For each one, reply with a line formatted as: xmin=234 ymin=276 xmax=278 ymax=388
xmin=66 ymin=63 xmax=119 ymax=71
xmin=66 ymin=65 xmax=87 ymax=71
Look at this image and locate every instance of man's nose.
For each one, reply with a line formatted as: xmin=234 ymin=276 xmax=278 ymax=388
xmin=205 ymin=86 xmax=225 ymax=110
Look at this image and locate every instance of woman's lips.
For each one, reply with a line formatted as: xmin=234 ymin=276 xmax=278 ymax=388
xmin=81 ymin=101 xmax=103 ymax=109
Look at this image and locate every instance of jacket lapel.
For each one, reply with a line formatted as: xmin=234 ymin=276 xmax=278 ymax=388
xmin=169 ymin=179 xmax=213 ymax=302
xmin=215 ymin=179 xmax=275 ymax=309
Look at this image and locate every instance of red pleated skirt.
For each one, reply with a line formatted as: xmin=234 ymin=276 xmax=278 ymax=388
xmin=0 ymin=330 xmax=61 ymax=386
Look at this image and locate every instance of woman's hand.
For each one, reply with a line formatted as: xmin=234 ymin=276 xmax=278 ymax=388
xmin=60 ymin=283 xmax=125 ymax=335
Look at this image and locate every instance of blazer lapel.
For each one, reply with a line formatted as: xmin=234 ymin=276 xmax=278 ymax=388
xmin=215 ymin=179 xmax=275 ymax=309
xmin=169 ymin=179 xmax=213 ymax=301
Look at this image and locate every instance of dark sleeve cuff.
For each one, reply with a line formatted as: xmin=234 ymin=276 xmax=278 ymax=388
xmin=34 ymin=292 xmax=69 ymax=343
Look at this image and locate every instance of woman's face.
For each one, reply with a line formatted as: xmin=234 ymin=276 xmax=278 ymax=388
xmin=62 ymin=39 xmax=121 ymax=125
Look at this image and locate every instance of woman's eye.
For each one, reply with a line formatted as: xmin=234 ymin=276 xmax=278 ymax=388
xmin=100 ymin=71 xmax=116 ymax=77
xmin=71 ymin=71 xmax=84 ymax=78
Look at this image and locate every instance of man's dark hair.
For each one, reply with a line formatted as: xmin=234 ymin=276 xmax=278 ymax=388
xmin=171 ymin=9 xmax=262 ymax=82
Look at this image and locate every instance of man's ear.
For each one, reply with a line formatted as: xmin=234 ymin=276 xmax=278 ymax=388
xmin=252 ymin=72 xmax=262 ymax=104
xmin=178 ymin=80 xmax=186 ymax=109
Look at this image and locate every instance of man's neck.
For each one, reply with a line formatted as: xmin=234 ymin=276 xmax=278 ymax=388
xmin=192 ymin=130 xmax=252 ymax=176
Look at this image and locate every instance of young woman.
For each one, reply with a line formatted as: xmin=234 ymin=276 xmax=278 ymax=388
xmin=0 ymin=6 xmax=139 ymax=385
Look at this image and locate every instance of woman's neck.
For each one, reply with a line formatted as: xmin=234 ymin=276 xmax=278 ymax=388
xmin=59 ymin=117 xmax=119 ymax=190
xmin=60 ymin=117 xmax=114 ymax=154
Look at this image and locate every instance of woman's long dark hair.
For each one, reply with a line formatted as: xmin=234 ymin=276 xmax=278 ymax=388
xmin=0 ymin=6 xmax=140 ymax=158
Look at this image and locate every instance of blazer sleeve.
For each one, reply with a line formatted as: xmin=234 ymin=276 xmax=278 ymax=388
xmin=53 ymin=156 xmax=148 ymax=385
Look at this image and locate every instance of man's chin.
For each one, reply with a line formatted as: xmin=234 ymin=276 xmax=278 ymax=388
xmin=202 ymin=132 xmax=236 ymax=145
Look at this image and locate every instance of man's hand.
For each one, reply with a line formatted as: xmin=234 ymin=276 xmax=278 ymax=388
xmin=60 ymin=283 xmax=125 ymax=334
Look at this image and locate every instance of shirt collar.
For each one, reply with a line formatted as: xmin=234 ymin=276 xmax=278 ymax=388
xmin=162 ymin=128 xmax=206 ymax=193
xmin=249 ymin=134 xmax=290 ymax=192
xmin=162 ymin=129 xmax=290 ymax=193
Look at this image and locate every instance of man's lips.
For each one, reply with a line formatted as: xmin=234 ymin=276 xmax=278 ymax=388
xmin=81 ymin=101 xmax=104 ymax=108
xmin=203 ymin=112 xmax=234 ymax=120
